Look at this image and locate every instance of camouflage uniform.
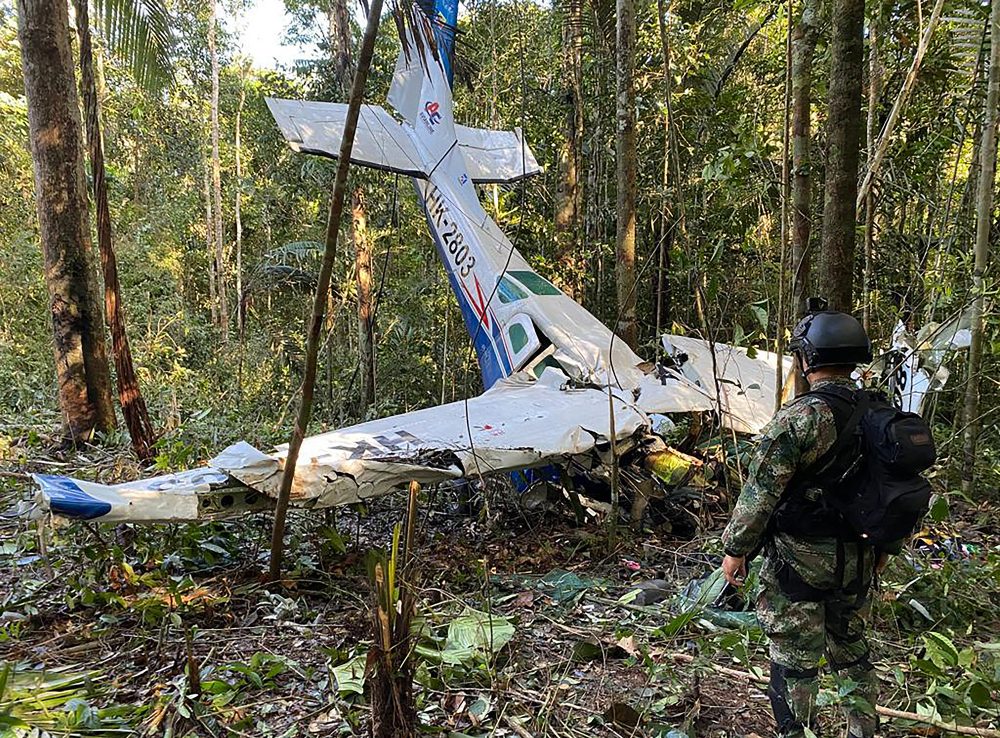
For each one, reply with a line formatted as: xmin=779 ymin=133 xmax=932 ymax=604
xmin=722 ymin=377 xmax=879 ymax=738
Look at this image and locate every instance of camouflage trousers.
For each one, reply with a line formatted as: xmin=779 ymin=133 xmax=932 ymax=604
xmin=756 ymin=542 xmax=878 ymax=738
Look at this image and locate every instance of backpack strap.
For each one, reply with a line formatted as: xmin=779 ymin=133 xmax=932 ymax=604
xmin=796 ymin=385 xmax=870 ymax=482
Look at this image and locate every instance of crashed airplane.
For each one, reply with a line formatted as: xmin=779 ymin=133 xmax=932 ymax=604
xmin=26 ymin=0 xmax=963 ymax=524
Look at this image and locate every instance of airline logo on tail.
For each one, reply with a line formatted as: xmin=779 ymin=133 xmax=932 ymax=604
xmin=421 ymin=100 xmax=442 ymax=131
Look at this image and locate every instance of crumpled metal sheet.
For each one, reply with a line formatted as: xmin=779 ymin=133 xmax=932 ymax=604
xmin=212 ymin=370 xmax=648 ymax=507
xmin=27 ymin=339 xmax=789 ymax=522
xmin=633 ymin=371 xmax=716 ymax=416
xmin=662 ymin=335 xmax=793 ymax=434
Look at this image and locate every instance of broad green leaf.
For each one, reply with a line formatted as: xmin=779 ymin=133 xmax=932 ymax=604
xmin=332 ymin=653 xmax=367 ymax=696
xmin=928 ymin=494 xmax=949 ymax=522
xmin=415 ymin=609 xmax=515 ymax=666
xmin=968 ymin=680 xmax=992 ymax=709
xmin=923 ymin=631 xmax=960 ymax=669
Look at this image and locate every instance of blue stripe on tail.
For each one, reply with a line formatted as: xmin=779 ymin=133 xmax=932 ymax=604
xmin=418 ymin=0 xmax=458 ymax=86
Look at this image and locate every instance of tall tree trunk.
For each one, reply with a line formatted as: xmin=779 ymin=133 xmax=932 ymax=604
xmin=269 ymin=0 xmax=383 ymax=582
xmin=776 ymin=0 xmax=793 ymax=412
xmin=655 ymin=0 xmax=674 ymax=335
xmin=329 ymin=0 xmax=374 ymax=413
xmin=236 ymin=66 xmax=246 ymax=395
xmin=819 ymin=0 xmax=865 ymax=311
xmin=353 ymin=189 xmax=375 ymax=409
xmin=555 ymin=0 xmax=584 ymax=301
xmin=615 ymin=0 xmax=638 ymax=350
xmin=790 ymin=0 xmax=818 ymax=319
xmin=962 ymin=0 xmax=1000 ymax=495
xmin=203 ymin=162 xmax=218 ymax=324
xmin=74 ymin=0 xmax=155 ymax=461
xmin=208 ymin=0 xmax=227 ymax=342
xmin=17 ymin=0 xmax=116 ymax=442
xmin=328 ymin=0 xmax=353 ymax=91
xmin=862 ymin=11 xmax=882 ymax=332
xmin=790 ymin=0 xmax=818 ymax=395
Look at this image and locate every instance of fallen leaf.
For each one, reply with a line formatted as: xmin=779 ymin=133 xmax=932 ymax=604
xmin=514 ymin=590 xmax=534 ymax=608
xmin=604 ymin=702 xmax=641 ymax=729
xmin=616 ymin=634 xmax=640 ymax=657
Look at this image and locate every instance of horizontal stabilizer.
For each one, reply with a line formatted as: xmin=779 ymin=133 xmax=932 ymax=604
xmin=266 ymin=98 xmax=541 ymax=183
xmin=456 ymin=125 xmax=542 ymax=183
xmin=30 ymin=469 xmax=268 ymax=523
xmin=266 ymin=97 xmax=426 ymax=177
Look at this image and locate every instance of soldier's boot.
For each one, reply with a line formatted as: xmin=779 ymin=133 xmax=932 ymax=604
xmin=838 ymin=658 xmax=878 ymax=738
xmin=768 ymin=661 xmax=820 ymax=737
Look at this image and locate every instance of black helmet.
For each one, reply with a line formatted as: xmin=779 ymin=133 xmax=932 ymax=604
xmin=789 ymin=310 xmax=872 ymax=373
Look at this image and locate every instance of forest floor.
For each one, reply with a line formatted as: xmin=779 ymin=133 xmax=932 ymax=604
xmin=1 ymin=439 xmax=999 ymax=737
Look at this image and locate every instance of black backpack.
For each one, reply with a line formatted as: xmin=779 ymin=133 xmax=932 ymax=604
xmin=776 ymin=384 xmax=937 ymax=545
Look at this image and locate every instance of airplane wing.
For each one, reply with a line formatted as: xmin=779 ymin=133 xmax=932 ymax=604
xmin=29 ymin=469 xmax=267 ymax=523
xmin=27 ymin=340 xmax=795 ymax=522
xmin=212 ymin=370 xmax=645 ymax=506
xmin=29 ymin=370 xmax=648 ymax=522
xmin=266 ymin=98 xmax=541 ymax=184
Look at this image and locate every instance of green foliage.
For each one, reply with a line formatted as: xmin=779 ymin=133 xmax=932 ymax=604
xmin=0 ymin=664 xmax=144 ymax=735
xmin=92 ymin=0 xmax=174 ymax=91
xmin=414 ymin=608 xmax=515 ymax=668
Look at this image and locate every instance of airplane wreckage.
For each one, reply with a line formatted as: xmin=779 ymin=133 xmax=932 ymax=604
xmin=27 ymin=0 xmax=970 ymax=528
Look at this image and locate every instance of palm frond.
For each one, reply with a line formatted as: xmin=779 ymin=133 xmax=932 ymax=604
xmin=92 ymin=0 xmax=174 ymax=92
xmin=261 ymin=240 xmax=325 ymax=263
xmin=944 ymin=5 xmax=989 ymax=81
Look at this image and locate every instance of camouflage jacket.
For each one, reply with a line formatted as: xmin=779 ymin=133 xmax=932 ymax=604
xmin=722 ymin=377 xmax=879 ymax=589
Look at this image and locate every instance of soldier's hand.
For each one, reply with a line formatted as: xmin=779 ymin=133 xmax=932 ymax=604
xmin=722 ymin=555 xmax=747 ymax=587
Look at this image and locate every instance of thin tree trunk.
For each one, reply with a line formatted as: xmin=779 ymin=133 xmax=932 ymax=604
xmin=819 ymin=0 xmax=865 ymax=311
xmin=203 ymin=163 xmax=218 ymax=324
xmin=790 ymin=0 xmax=817 ymax=319
xmin=862 ymin=11 xmax=882 ymax=332
xmin=74 ymin=0 xmax=155 ymax=461
xmin=655 ymin=0 xmax=673 ymax=335
xmin=776 ymin=0 xmax=792 ymax=412
xmin=353 ymin=188 xmax=375 ymax=409
xmin=856 ymin=0 xmax=946 ymax=209
xmin=555 ymin=0 xmax=583 ymax=301
xmin=18 ymin=0 xmax=116 ymax=442
xmin=790 ymin=0 xmax=818 ymax=395
xmin=269 ymin=0 xmax=383 ymax=582
xmin=615 ymin=0 xmax=638 ymax=349
xmin=329 ymin=0 xmax=373 ymax=413
xmin=236 ymin=66 xmax=246 ymax=396
xmin=962 ymin=0 xmax=1000 ymax=495
xmin=208 ymin=0 xmax=228 ymax=342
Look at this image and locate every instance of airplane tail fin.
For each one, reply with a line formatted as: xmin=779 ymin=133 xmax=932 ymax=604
xmin=388 ymin=5 xmax=457 ymax=166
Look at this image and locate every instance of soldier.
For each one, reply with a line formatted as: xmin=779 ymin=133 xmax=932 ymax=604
xmin=720 ymin=308 xmax=894 ymax=738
